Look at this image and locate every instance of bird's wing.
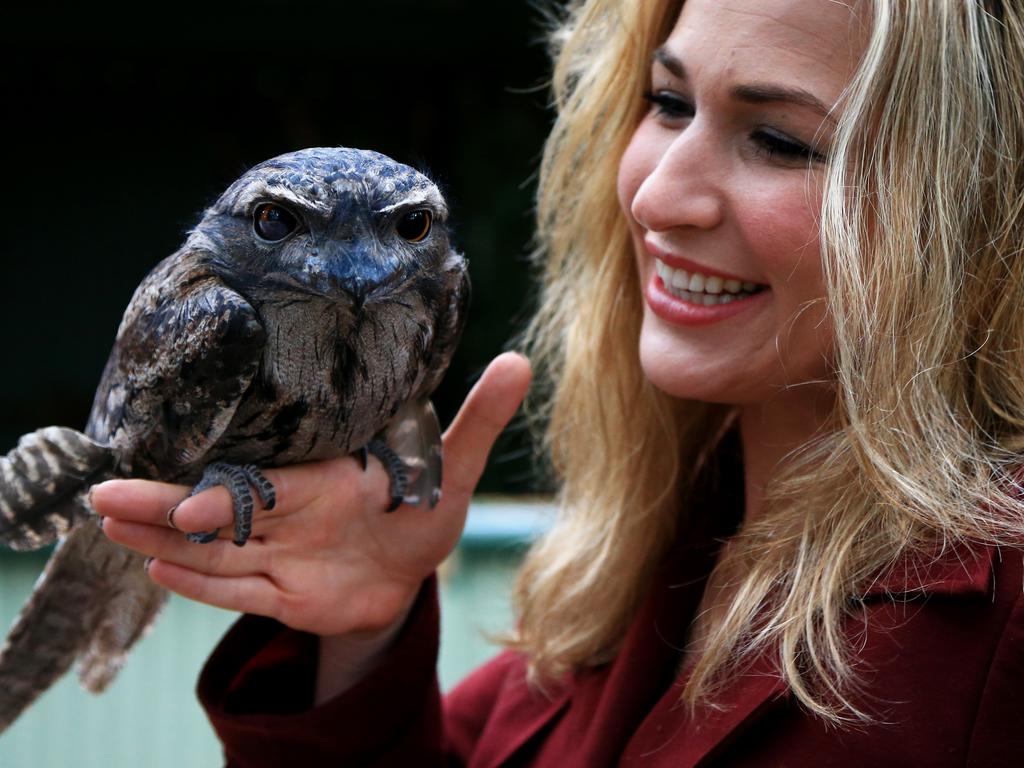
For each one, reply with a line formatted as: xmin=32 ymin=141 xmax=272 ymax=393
xmin=88 ymin=254 xmax=267 ymax=477
xmin=0 ymin=257 xmax=268 ymax=733
xmin=70 ymin=258 xmax=267 ymax=689
xmin=418 ymin=251 xmax=471 ymax=398
xmin=378 ymin=251 xmax=468 ymax=508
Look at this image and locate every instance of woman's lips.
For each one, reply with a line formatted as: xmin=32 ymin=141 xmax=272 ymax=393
xmin=643 ymin=239 xmax=767 ymax=286
xmin=644 ymin=272 xmax=771 ymax=327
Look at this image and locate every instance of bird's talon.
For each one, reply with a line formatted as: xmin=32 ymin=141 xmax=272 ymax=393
xmin=186 ymin=530 xmax=219 ymax=544
xmin=181 ymin=462 xmax=275 ymax=547
xmin=365 ymin=439 xmax=413 ymax=511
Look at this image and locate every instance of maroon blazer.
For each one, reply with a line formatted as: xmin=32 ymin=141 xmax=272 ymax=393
xmin=198 ymin=532 xmax=1024 ymax=767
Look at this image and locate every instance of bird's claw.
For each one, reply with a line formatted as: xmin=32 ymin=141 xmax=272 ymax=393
xmin=183 ymin=462 xmax=275 ymax=546
xmin=364 ymin=439 xmax=409 ymax=512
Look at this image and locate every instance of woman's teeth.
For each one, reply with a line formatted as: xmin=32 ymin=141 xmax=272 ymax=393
xmin=655 ymin=261 xmax=766 ymax=306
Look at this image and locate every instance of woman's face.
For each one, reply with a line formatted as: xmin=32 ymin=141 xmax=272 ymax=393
xmin=618 ymin=0 xmax=866 ymax=405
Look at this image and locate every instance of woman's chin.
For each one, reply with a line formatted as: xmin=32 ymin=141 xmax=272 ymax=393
xmin=638 ymin=325 xmax=754 ymax=404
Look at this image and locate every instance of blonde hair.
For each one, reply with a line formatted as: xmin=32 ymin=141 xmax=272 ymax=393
xmin=512 ymin=0 xmax=1024 ymax=722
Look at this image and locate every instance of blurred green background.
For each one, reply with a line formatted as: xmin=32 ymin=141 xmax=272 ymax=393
xmin=0 ymin=1 xmax=556 ymax=763
xmin=0 ymin=499 xmax=553 ymax=766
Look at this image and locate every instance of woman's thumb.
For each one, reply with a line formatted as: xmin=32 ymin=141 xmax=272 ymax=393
xmin=441 ymin=352 xmax=532 ymax=504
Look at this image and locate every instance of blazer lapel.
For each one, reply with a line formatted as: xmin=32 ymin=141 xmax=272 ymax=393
xmin=622 ymin=648 xmax=787 ymax=767
xmin=470 ymin=671 xmax=571 ymax=768
xmin=679 ymin=655 xmax=789 ymax=767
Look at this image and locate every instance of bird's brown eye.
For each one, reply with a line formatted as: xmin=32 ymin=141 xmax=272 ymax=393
xmin=395 ymin=209 xmax=432 ymax=242
xmin=253 ymin=203 xmax=298 ymax=241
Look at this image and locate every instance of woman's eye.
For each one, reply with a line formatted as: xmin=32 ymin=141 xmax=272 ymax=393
xmin=754 ymin=130 xmax=827 ymax=164
xmin=642 ymin=90 xmax=694 ymax=120
xmin=641 ymin=88 xmax=828 ymax=167
xmin=395 ymin=209 xmax=432 ymax=242
xmin=253 ymin=204 xmax=298 ymax=241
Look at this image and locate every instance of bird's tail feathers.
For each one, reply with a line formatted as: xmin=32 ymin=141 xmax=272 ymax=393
xmin=0 ymin=525 xmax=121 ymax=733
xmin=0 ymin=426 xmax=115 ymax=551
xmin=76 ymin=566 xmax=167 ymax=693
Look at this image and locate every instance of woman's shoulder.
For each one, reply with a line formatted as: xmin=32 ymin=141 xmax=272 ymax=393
xmin=848 ymin=540 xmax=1023 ymax=741
xmin=965 ymin=544 xmax=1024 ymax=764
xmin=714 ymin=542 xmax=1024 ymax=765
xmin=860 ymin=539 xmax=1021 ymax=601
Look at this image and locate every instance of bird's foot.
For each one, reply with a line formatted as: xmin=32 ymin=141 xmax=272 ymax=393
xmin=356 ymin=399 xmax=443 ymax=512
xmin=360 ymin=440 xmax=409 ymax=512
xmin=184 ymin=463 xmax=276 ymax=547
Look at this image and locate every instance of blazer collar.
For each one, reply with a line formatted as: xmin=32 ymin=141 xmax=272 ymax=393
xmin=859 ymin=542 xmax=995 ymax=599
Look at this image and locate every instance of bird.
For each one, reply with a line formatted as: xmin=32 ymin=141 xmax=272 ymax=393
xmin=0 ymin=146 xmax=470 ymax=733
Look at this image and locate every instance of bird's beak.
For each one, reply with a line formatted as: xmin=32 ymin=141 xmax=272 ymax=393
xmin=301 ymin=242 xmax=403 ymax=307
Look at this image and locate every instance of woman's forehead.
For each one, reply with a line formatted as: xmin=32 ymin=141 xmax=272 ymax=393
xmin=665 ymin=0 xmax=869 ymax=104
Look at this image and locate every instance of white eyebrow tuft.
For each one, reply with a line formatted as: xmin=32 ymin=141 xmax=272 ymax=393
xmin=234 ymin=183 xmax=333 ymax=216
xmin=375 ymin=188 xmax=448 ymax=218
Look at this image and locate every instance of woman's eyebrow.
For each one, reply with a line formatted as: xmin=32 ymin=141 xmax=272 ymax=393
xmin=731 ymin=84 xmax=833 ymax=122
xmin=652 ymin=46 xmax=835 ymax=123
xmin=653 ymin=46 xmax=687 ymax=79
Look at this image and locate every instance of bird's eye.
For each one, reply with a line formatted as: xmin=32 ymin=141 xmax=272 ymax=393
xmin=395 ymin=209 xmax=432 ymax=243
xmin=253 ymin=203 xmax=298 ymax=242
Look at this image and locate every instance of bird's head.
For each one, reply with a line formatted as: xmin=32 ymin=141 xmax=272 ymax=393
xmin=190 ymin=147 xmax=459 ymax=309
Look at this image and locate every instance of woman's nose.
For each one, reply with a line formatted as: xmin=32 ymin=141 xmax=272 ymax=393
xmin=630 ymin=127 xmax=724 ymax=233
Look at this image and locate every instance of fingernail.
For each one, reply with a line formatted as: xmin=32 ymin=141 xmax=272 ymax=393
xmin=143 ymin=557 xmax=154 ymax=573
xmin=166 ymin=505 xmax=179 ymax=531
xmin=96 ymin=515 xmax=106 ymax=530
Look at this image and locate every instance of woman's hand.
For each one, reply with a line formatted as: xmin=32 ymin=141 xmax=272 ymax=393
xmin=94 ymin=352 xmax=532 ymax=639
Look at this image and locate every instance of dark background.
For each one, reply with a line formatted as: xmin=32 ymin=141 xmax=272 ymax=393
xmin=0 ymin=0 xmax=554 ymax=493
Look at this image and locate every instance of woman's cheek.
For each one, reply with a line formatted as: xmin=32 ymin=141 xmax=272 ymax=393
xmin=740 ymin=187 xmax=832 ymax=384
xmin=737 ymin=185 xmax=823 ymax=285
xmin=617 ymin=143 xmax=642 ymax=221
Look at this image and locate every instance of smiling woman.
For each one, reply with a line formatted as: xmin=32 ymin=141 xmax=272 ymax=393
xmin=517 ymin=0 xmax=1024 ymax=751
xmin=91 ymin=0 xmax=1024 ymax=764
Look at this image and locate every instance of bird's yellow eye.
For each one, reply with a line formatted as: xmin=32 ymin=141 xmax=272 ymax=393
xmin=396 ymin=209 xmax=432 ymax=243
xmin=253 ymin=203 xmax=298 ymax=241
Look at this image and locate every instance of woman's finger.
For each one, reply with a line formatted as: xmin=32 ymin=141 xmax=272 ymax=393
xmin=103 ymin=518 xmax=270 ymax=577
xmin=146 ymin=559 xmax=282 ymax=616
xmin=92 ymin=453 xmax=389 ymax=533
xmin=163 ymin=485 xmax=258 ymax=537
xmin=441 ymin=352 xmax=532 ymax=506
xmin=90 ymin=479 xmax=190 ymax=522
xmin=92 ymin=481 xmax=252 ymax=539
xmin=90 ymin=478 xmax=240 ymax=532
